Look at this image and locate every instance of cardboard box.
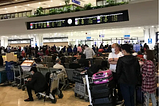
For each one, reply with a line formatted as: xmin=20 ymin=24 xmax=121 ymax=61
xmin=2 ymin=52 xmax=18 ymax=62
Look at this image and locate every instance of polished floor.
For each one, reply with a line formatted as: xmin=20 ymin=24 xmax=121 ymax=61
xmin=0 ymin=86 xmax=156 ymax=106
xmin=0 ymin=86 xmax=89 ymax=106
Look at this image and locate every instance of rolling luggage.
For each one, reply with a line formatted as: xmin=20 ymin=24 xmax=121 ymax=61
xmin=73 ymin=68 xmax=85 ymax=83
xmin=69 ymin=63 xmax=81 ymax=69
xmin=92 ymin=70 xmax=113 ymax=84
xmin=92 ymin=97 xmax=112 ymax=106
xmin=136 ymin=86 xmax=144 ymax=104
xmin=0 ymin=71 xmax=7 ymax=83
xmin=90 ymin=84 xmax=111 ymax=99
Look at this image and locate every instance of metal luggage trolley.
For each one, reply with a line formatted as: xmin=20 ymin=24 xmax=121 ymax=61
xmin=11 ymin=66 xmax=22 ymax=89
xmin=21 ymin=60 xmax=35 ymax=91
xmin=73 ymin=70 xmax=89 ymax=102
xmin=37 ymin=70 xmax=64 ymax=103
xmin=38 ymin=67 xmax=50 ymax=76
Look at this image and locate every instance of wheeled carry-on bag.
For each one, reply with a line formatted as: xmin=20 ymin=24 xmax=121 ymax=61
xmin=73 ymin=68 xmax=85 ymax=83
xmin=92 ymin=70 xmax=113 ymax=85
xmin=90 ymin=84 xmax=111 ymax=99
xmin=0 ymin=71 xmax=7 ymax=84
xmin=92 ymin=97 xmax=112 ymax=106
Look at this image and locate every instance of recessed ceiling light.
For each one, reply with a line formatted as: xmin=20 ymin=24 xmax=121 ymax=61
xmin=27 ymin=4 xmax=30 ymax=6
xmin=15 ymin=6 xmax=17 ymax=8
xmin=39 ymin=2 xmax=41 ymax=4
xmin=138 ymin=27 xmax=141 ymax=28
xmin=60 ymin=3 xmax=62 ymax=5
xmin=6 ymin=11 xmax=8 ymax=13
xmin=48 ymin=5 xmax=50 ymax=7
xmin=152 ymin=26 xmax=154 ymax=27
xmin=37 ymin=6 xmax=39 ymax=8
xmin=15 ymin=10 xmax=17 ymax=12
xmin=25 ymin=9 xmax=27 ymax=10
xmin=51 ymin=0 xmax=53 ymax=2
xmin=5 ymin=8 xmax=7 ymax=10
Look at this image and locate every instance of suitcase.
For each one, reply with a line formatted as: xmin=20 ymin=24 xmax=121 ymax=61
xmin=0 ymin=71 xmax=7 ymax=83
xmin=92 ymin=97 xmax=112 ymax=106
xmin=90 ymin=84 xmax=111 ymax=99
xmin=69 ymin=63 xmax=81 ymax=69
xmin=73 ymin=68 xmax=85 ymax=83
xmin=92 ymin=70 xmax=113 ymax=84
xmin=136 ymin=86 xmax=144 ymax=104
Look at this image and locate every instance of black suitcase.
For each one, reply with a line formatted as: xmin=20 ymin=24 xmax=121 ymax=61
xmin=72 ymin=68 xmax=84 ymax=83
xmin=91 ymin=84 xmax=111 ymax=99
xmin=69 ymin=63 xmax=81 ymax=69
xmin=92 ymin=97 xmax=112 ymax=106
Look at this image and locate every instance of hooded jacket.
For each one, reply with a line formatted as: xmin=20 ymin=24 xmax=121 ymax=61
xmin=116 ymin=55 xmax=140 ymax=85
xmin=83 ymin=47 xmax=95 ymax=59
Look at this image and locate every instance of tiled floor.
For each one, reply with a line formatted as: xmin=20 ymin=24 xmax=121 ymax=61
xmin=0 ymin=86 xmax=156 ymax=106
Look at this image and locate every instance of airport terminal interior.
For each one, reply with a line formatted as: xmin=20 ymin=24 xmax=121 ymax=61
xmin=0 ymin=0 xmax=159 ymax=106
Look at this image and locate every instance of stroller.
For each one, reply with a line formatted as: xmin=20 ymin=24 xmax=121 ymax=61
xmin=36 ymin=71 xmax=64 ymax=103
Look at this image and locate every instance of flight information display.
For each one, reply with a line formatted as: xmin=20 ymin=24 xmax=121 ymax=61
xmin=26 ymin=10 xmax=129 ymax=30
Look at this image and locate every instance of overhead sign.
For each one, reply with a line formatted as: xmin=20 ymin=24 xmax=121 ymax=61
xmin=148 ymin=38 xmax=152 ymax=44
xmin=26 ymin=10 xmax=129 ymax=30
xmin=72 ymin=0 xmax=80 ymax=5
xmin=86 ymin=37 xmax=91 ymax=40
xmin=124 ymin=35 xmax=130 ymax=39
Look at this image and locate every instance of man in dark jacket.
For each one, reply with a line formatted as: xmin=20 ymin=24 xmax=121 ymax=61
xmin=24 ymin=67 xmax=48 ymax=102
xmin=116 ymin=44 xmax=140 ymax=106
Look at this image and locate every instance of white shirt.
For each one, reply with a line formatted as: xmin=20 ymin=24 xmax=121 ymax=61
xmin=53 ymin=63 xmax=67 ymax=76
xmin=108 ymin=52 xmax=123 ymax=73
xmin=83 ymin=47 xmax=95 ymax=59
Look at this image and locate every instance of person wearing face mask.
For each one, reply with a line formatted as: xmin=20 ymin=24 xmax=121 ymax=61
xmin=108 ymin=43 xmax=123 ymax=104
xmin=24 ymin=67 xmax=48 ymax=102
xmin=116 ymin=44 xmax=140 ymax=106
xmin=141 ymin=50 xmax=157 ymax=106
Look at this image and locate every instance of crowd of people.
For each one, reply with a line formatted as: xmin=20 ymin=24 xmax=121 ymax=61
xmin=0 ymin=42 xmax=158 ymax=106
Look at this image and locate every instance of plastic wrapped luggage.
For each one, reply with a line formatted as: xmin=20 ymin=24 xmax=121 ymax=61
xmin=90 ymin=84 xmax=111 ymax=99
xmin=92 ymin=70 xmax=113 ymax=84
xmin=0 ymin=71 xmax=7 ymax=83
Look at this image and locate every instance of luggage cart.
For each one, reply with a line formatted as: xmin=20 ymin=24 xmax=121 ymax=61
xmin=21 ymin=60 xmax=35 ymax=91
xmin=37 ymin=71 xmax=64 ymax=103
xmin=11 ymin=66 xmax=22 ymax=89
xmin=73 ymin=71 xmax=89 ymax=102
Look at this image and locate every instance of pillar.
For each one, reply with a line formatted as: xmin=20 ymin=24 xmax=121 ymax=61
xmin=1 ymin=37 xmax=8 ymax=48
xmin=35 ymin=34 xmax=43 ymax=48
xmin=144 ymin=27 xmax=156 ymax=50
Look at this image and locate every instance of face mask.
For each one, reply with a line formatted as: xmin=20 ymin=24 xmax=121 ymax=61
xmin=112 ymin=48 xmax=115 ymax=53
xmin=143 ymin=55 xmax=147 ymax=60
xmin=31 ymin=72 xmax=34 ymax=75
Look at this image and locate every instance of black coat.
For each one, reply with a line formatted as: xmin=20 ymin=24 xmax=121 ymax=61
xmin=27 ymin=72 xmax=48 ymax=92
xmin=116 ymin=55 xmax=140 ymax=85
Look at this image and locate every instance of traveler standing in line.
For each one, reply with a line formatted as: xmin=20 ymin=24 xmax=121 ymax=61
xmin=116 ymin=44 xmax=140 ymax=106
xmin=35 ymin=45 xmax=38 ymax=57
xmin=73 ymin=45 xmax=77 ymax=53
xmin=108 ymin=43 xmax=123 ymax=104
xmin=77 ymin=44 xmax=82 ymax=53
xmin=83 ymin=44 xmax=95 ymax=65
xmin=142 ymin=50 xmax=157 ymax=106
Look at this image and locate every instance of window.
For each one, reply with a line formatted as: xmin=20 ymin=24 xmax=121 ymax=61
xmin=11 ymin=14 xmax=15 ymax=18
xmin=27 ymin=12 xmax=31 ymax=16
xmin=97 ymin=0 xmax=106 ymax=6
xmin=15 ymin=13 xmax=18 ymax=18
xmin=19 ymin=13 xmax=22 ymax=17
xmin=23 ymin=12 xmax=26 ymax=17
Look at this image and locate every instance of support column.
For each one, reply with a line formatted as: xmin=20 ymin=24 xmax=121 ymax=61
xmin=1 ymin=37 xmax=8 ymax=48
xmin=35 ymin=34 xmax=43 ymax=48
xmin=144 ymin=27 xmax=156 ymax=50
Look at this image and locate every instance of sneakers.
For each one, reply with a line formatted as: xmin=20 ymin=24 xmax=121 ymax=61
xmin=24 ymin=98 xmax=34 ymax=102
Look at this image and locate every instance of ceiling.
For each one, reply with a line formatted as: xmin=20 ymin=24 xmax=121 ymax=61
xmin=0 ymin=0 xmax=96 ymax=14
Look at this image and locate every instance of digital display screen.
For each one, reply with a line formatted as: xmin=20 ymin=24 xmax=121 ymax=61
xmin=26 ymin=10 xmax=129 ymax=30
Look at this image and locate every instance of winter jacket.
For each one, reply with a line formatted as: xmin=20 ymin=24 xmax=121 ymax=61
xmin=116 ymin=55 xmax=140 ymax=85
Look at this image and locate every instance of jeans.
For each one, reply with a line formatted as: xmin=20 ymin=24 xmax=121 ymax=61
xmin=120 ymin=83 xmax=135 ymax=106
xmin=143 ymin=92 xmax=157 ymax=106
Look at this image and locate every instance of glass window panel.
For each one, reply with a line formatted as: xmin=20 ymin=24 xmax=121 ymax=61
xmin=19 ymin=13 xmax=22 ymax=17
xmin=27 ymin=12 xmax=31 ymax=16
xmin=23 ymin=12 xmax=26 ymax=17
xmin=3 ymin=15 xmax=7 ymax=19
xmin=11 ymin=14 xmax=15 ymax=18
xmin=15 ymin=13 xmax=18 ymax=18
xmin=45 ymin=9 xmax=49 ymax=14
